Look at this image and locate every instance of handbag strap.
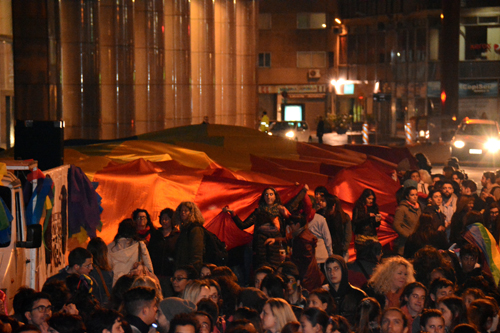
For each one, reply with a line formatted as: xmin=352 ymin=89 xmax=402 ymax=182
xmin=93 ymin=266 xmax=110 ymax=298
xmin=137 ymin=241 xmax=142 ymax=262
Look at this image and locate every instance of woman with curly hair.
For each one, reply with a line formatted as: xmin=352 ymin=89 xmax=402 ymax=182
xmin=363 ymin=256 xmax=415 ymax=310
xmin=352 ymin=189 xmax=382 ymax=242
xmin=173 ymin=201 xmax=206 ymax=272
xmin=132 ymin=208 xmax=156 ymax=244
xmin=260 ymin=298 xmax=297 ymax=333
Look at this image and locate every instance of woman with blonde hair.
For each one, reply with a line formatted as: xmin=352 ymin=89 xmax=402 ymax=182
xmin=173 ymin=201 xmax=206 ymax=272
xmin=131 ymin=275 xmax=163 ymax=300
xmin=363 ymin=256 xmax=415 ymax=309
xmin=260 ymin=298 xmax=297 ymax=333
xmin=182 ymin=280 xmax=211 ymax=305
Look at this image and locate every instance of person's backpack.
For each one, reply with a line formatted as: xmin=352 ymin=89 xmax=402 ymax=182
xmin=190 ymin=224 xmax=228 ymax=266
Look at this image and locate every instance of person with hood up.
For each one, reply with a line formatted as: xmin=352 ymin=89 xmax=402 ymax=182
xmin=322 ymin=255 xmax=366 ymax=327
xmin=393 ymin=186 xmax=421 ymax=256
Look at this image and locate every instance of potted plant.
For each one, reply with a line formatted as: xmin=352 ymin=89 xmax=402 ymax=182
xmin=327 ymin=113 xmax=351 ymax=134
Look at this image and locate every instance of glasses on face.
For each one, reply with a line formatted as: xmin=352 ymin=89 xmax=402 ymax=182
xmin=32 ymin=305 xmax=53 ymax=313
xmin=171 ymin=276 xmax=188 ymax=282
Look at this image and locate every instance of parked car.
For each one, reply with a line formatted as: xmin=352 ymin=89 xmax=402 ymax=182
xmin=268 ymin=121 xmax=312 ymax=142
xmin=450 ymin=118 xmax=500 ymax=162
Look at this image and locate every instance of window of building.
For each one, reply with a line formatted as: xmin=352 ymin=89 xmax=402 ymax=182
xmin=297 ymin=13 xmax=326 ymax=29
xmin=258 ymin=53 xmax=271 ymax=68
xmin=339 ymin=36 xmax=348 ymax=65
xmin=258 ymin=13 xmax=272 ymax=30
xmin=297 ymin=51 xmax=326 ymax=68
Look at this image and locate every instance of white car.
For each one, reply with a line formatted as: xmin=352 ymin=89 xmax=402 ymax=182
xmin=450 ymin=118 xmax=500 ymax=162
xmin=268 ymin=121 xmax=312 ymax=142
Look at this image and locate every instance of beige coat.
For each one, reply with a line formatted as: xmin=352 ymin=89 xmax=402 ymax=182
xmin=108 ymin=238 xmax=154 ymax=285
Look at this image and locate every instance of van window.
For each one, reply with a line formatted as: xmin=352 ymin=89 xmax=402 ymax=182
xmin=0 ymin=186 xmax=12 ymax=247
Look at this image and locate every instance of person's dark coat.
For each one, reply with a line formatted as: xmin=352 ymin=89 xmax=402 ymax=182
xmin=174 ymin=221 xmax=204 ymax=272
xmin=422 ymin=204 xmax=446 ymax=230
xmin=324 ymin=255 xmax=366 ymax=327
xmin=148 ymin=227 xmax=180 ymax=277
xmin=290 ymin=227 xmax=323 ymax=292
xmin=352 ymin=205 xmax=380 ymax=238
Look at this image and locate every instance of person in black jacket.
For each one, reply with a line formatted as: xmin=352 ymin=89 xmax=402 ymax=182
xmin=352 ymin=189 xmax=382 ymax=242
xmin=323 ymin=255 xmax=366 ymax=328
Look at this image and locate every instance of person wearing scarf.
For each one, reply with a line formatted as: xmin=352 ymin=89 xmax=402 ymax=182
xmin=393 ymin=186 xmax=421 ymax=256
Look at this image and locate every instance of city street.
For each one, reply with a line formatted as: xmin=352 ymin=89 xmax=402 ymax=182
xmin=320 ymin=132 xmax=498 ymax=186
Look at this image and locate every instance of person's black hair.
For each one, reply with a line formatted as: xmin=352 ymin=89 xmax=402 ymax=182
xmin=314 ymin=186 xmax=329 ymax=196
xmin=483 ymin=172 xmax=496 ymax=185
xmin=176 ymin=265 xmax=199 ymax=280
xmin=330 ymin=315 xmax=350 ymax=333
xmin=13 ymin=287 xmax=35 ymax=322
xmin=41 ymin=280 xmax=71 ymax=312
xmin=233 ymin=307 xmax=262 ymax=333
xmin=309 ymin=288 xmax=336 ymax=315
xmin=465 ymin=211 xmax=483 ymax=228
xmin=237 ymin=287 xmax=268 ymax=314
xmin=354 ymin=189 xmax=378 ymax=209
xmin=354 ymin=297 xmax=381 ymax=333
xmin=420 ymin=309 xmax=444 ymax=328
xmin=113 ymin=218 xmax=138 ymax=244
xmin=354 ymin=239 xmax=382 ymax=262
xmin=462 ymin=180 xmax=478 ymax=193
xmin=68 ymin=247 xmax=92 ymax=267
xmin=197 ymin=298 xmax=219 ymax=324
xmin=452 ymin=324 xmax=479 ymax=333
xmin=447 ymin=157 xmax=460 ymax=169
xmin=468 ymin=299 xmax=496 ymax=331
xmin=412 ymin=246 xmax=445 ymax=287
xmin=432 ymin=174 xmax=446 ymax=182
xmin=160 ymin=208 xmax=175 ymax=220
xmin=400 ymin=282 xmax=427 ymax=306
xmin=212 ymin=275 xmax=241 ymax=317
xmin=415 ymin=153 xmax=432 ymax=172
xmin=430 ymin=278 xmax=454 ymax=297
xmin=0 ymin=314 xmax=20 ymax=332
xmin=279 ymin=261 xmax=300 ymax=281
xmin=403 ymin=186 xmax=418 ymax=199
xmin=254 ymin=266 xmax=274 ymax=276
xmin=288 ymin=214 xmax=307 ymax=228
xmin=461 ymin=244 xmax=480 ymax=260
xmin=169 ymin=313 xmax=200 ymax=333
xmin=47 ymin=313 xmax=86 ymax=333
xmin=452 ymin=171 xmax=465 ymax=181
xmin=123 ymin=287 xmax=157 ymax=317
xmin=258 ymin=187 xmax=282 ymax=206
xmin=109 ymin=274 xmax=135 ymax=311
xmin=195 ymin=311 xmax=214 ymax=332
xmin=301 ymin=307 xmax=330 ymax=332
xmin=381 ymin=308 xmax=408 ymax=328
xmin=437 ymin=296 xmax=467 ymax=331
xmin=132 ymin=208 xmax=155 ymax=229
xmin=86 ymin=308 xmax=123 ymax=333
xmin=260 ymin=274 xmax=286 ymax=299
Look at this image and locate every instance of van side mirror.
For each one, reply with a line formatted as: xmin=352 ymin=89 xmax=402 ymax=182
xmin=17 ymin=224 xmax=42 ymax=248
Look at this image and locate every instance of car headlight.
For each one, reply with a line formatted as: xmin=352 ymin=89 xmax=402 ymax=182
xmin=484 ymin=138 xmax=500 ymax=153
xmin=419 ymin=130 xmax=425 ymax=137
xmin=268 ymin=132 xmax=272 ymax=136
xmin=286 ymin=131 xmax=294 ymax=138
xmin=453 ymin=140 xmax=465 ymax=149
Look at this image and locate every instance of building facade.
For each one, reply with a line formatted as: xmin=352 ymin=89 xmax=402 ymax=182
xmin=338 ymin=0 xmax=500 ymax=140
xmin=0 ymin=0 xmax=258 ymax=147
xmin=257 ymin=0 xmax=339 ymax=133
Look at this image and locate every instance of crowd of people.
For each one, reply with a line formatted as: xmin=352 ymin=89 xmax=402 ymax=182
xmin=2 ymin=155 xmax=500 ymax=333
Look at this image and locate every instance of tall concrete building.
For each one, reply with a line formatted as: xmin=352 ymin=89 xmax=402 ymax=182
xmin=337 ymin=0 xmax=500 ymax=140
xmin=0 ymin=0 xmax=258 ymax=147
xmin=257 ymin=0 xmax=339 ymax=132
